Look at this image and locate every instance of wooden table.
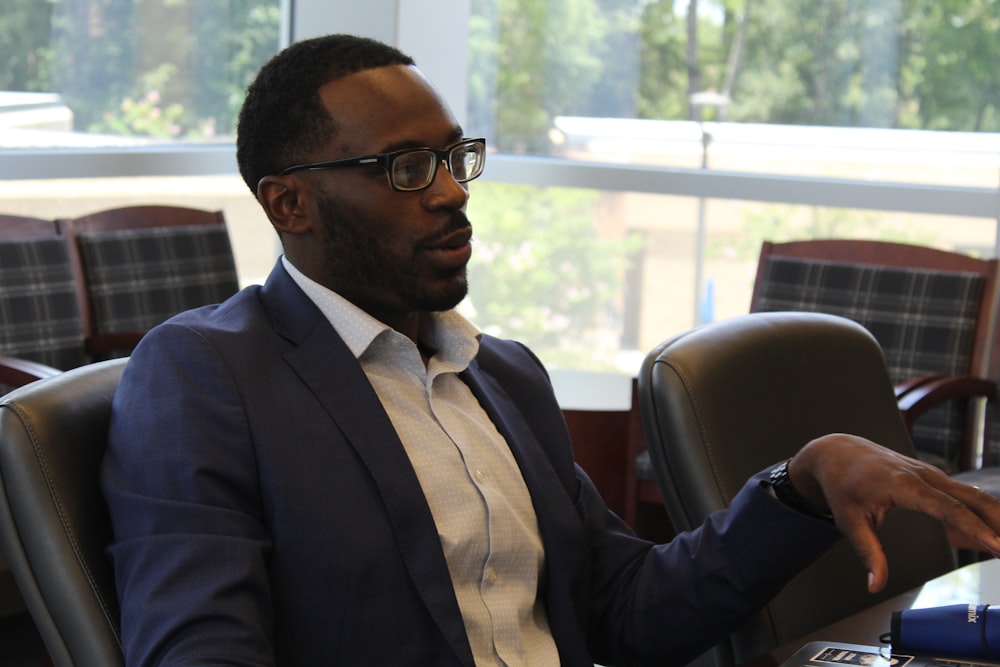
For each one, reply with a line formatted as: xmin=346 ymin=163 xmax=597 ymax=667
xmin=763 ymin=558 xmax=1000 ymax=665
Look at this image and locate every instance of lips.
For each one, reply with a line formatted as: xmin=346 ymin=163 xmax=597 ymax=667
xmin=423 ymin=226 xmax=473 ymax=271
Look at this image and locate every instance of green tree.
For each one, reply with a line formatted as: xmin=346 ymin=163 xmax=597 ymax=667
xmin=469 ymin=0 xmax=613 ymax=152
xmin=704 ymin=0 xmax=1000 ymax=131
xmin=637 ymin=0 xmax=688 ymax=119
xmin=50 ymin=0 xmax=135 ymax=132
xmin=729 ymin=0 xmax=896 ymax=126
xmin=0 ymin=0 xmax=53 ymax=91
xmin=913 ymin=0 xmax=1000 ymax=131
xmin=46 ymin=0 xmax=279 ymax=139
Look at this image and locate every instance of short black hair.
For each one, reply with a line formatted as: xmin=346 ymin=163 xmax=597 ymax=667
xmin=236 ymin=34 xmax=415 ymax=194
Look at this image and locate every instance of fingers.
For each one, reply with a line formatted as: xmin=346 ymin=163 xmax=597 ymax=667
xmin=917 ymin=478 xmax=1000 ymax=555
xmin=835 ymin=512 xmax=889 ymax=592
xmin=836 ymin=477 xmax=1000 ymax=592
xmin=876 ymin=463 xmax=1000 ymax=551
xmin=847 ymin=464 xmax=1000 ymax=557
xmin=792 ymin=434 xmax=1000 ymax=591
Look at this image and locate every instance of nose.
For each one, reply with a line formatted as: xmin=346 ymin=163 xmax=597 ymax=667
xmin=423 ymin=160 xmax=469 ymax=209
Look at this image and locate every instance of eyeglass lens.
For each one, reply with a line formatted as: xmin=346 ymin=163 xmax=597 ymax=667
xmin=391 ymin=142 xmax=483 ymax=191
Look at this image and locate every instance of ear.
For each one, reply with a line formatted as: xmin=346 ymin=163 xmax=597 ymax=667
xmin=256 ymin=175 xmax=312 ymax=235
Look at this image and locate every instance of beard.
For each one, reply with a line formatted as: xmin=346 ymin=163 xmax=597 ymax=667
xmin=317 ymin=193 xmax=471 ymax=314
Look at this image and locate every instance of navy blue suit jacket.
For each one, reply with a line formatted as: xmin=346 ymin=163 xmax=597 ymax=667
xmin=101 ymin=261 xmax=838 ymax=666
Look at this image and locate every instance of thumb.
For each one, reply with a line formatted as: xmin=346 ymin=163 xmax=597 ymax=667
xmin=838 ymin=514 xmax=890 ymax=593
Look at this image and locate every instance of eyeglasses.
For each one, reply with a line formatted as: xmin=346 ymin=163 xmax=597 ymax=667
xmin=277 ymin=137 xmax=487 ymax=192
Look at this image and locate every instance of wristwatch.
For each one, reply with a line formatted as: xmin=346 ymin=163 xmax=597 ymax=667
xmin=769 ymin=458 xmax=834 ymax=523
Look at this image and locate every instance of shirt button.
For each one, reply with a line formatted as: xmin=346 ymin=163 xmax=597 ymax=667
xmin=485 ymin=568 xmax=498 ymax=585
xmin=474 ymin=468 xmax=485 ymax=482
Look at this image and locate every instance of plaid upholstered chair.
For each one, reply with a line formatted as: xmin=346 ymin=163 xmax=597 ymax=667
xmin=0 ymin=213 xmax=90 ymax=626
xmin=0 ymin=215 xmax=86 ymax=395
xmin=749 ymin=239 xmax=1000 ymax=475
xmin=57 ymin=205 xmax=240 ymax=359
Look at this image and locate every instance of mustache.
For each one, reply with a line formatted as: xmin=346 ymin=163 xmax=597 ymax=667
xmin=421 ymin=210 xmax=472 ymax=245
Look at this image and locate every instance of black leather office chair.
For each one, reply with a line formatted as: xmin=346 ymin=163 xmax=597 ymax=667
xmin=0 ymin=359 xmax=127 ymax=667
xmin=638 ymin=312 xmax=956 ymax=667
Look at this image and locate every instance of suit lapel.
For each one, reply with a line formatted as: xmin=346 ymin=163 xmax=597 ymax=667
xmin=462 ymin=358 xmax=593 ymax=664
xmin=460 ymin=362 xmax=580 ymax=548
xmin=259 ymin=264 xmax=476 ymax=666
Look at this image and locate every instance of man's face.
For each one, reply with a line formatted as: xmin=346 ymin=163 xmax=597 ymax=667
xmin=302 ymin=65 xmax=474 ymax=328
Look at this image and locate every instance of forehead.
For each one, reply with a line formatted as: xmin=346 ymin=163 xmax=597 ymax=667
xmin=316 ymin=64 xmax=459 ymax=153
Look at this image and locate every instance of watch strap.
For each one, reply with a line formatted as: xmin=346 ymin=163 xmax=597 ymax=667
xmin=769 ymin=458 xmax=835 ymax=523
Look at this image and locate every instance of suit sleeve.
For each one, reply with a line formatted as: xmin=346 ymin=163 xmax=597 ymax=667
xmin=101 ymin=321 xmax=276 ymax=667
xmin=599 ymin=469 xmax=840 ymax=665
xmin=475 ymin=336 xmax=840 ymax=667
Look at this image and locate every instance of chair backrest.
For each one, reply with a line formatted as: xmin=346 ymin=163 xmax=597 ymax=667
xmin=638 ymin=311 xmax=956 ymax=667
xmin=57 ymin=205 xmax=240 ymax=358
xmin=750 ymin=239 xmax=1000 ymax=473
xmin=0 ymin=358 xmax=127 ymax=667
xmin=0 ymin=214 xmax=86 ymax=392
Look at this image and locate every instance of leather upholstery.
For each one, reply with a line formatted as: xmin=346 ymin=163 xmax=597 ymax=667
xmin=638 ymin=311 xmax=956 ymax=667
xmin=0 ymin=359 xmax=126 ymax=667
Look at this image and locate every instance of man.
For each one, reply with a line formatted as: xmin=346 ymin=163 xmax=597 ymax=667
xmin=101 ymin=34 xmax=1000 ymax=666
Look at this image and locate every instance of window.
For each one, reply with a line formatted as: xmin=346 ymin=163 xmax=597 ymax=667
xmin=462 ymin=0 xmax=1000 ymax=372
xmin=0 ymin=0 xmax=281 ymax=148
xmin=2 ymin=0 xmax=998 ymax=380
xmin=0 ymin=0 xmax=282 ymax=295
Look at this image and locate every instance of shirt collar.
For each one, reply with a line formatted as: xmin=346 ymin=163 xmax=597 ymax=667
xmin=281 ymin=255 xmax=481 ymax=368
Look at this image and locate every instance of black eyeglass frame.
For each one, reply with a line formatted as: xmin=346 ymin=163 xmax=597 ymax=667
xmin=276 ymin=137 xmax=487 ymax=192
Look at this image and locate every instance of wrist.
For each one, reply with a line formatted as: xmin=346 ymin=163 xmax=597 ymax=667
xmin=769 ymin=458 xmax=834 ymax=523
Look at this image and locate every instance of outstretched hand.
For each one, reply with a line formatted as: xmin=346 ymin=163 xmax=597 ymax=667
xmin=787 ymin=434 xmax=1000 ymax=593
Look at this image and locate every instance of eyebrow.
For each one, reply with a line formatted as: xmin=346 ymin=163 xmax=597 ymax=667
xmin=377 ymin=128 xmax=465 ymax=154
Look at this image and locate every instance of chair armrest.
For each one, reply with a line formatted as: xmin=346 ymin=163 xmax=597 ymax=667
xmin=0 ymin=355 xmax=63 ymax=389
xmin=895 ymin=374 xmax=942 ymax=400
xmin=896 ymin=374 xmax=996 ymax=428
xmin=896 ymin=374 xmax=996 ymax=471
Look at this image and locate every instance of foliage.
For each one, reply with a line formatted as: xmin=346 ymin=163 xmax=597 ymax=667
xmin=464 ymin=183 xmax=644 ymax=369
xmin=30 ymin=0 xmax=279 ymax=139
xmin=0 ymin=0 xmax=53 ymax=92
xmin=5 ymin=1 xmax=998 ymax=141
xmin=93 ymin=65 xmax=208 ymax=138
xmin=721 ymin=0 xmax=1000 ymax=131
xmin=468 ymin=0 xmax=1000 ymax=152
xmin=636 ymin=0 xmax=688 ymax=119
xmin=468 ymin=0 xmax=638 ymax=152
xmin=913 ymin=0 xmax=1000 ymax=131
xmin=49 ymin=0 xmax=135 ymax=132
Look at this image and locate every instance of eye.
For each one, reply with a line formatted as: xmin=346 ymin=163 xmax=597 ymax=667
xmin=451 ymin=143 xmax=483 ymax=181
xmin=392 ymin=151 xmax=433 ymax=188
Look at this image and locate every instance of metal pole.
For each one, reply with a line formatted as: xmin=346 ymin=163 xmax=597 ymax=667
xmin=693 ymin=125 xmax=710 ymax=325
